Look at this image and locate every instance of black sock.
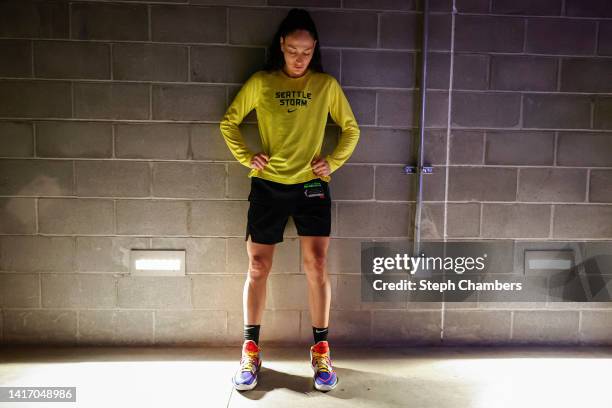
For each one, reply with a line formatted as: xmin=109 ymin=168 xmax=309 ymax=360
xmin=244 ymin=324 xmax=261 ymax=345
xmin=313 ymin=326 xmax=329 ymax=343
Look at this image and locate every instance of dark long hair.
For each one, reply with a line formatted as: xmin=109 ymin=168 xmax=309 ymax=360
xmin=264 ymin=8 xmax=325 ymax=73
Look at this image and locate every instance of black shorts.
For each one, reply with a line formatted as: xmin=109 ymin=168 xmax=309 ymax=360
xmin=245 ymin=177 xmax=332 ymax=244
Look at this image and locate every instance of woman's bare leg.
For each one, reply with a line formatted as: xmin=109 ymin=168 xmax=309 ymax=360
xmin=244 ymin=236 xmax=275 ymax=324
xmin=300 ymin=236 xmax=331 ymax=328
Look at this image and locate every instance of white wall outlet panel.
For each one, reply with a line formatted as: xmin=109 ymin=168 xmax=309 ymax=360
xmin=130 ymin=249 xmax=186 ymax=276
xmin=524 ymin=250 xmax=574 ymax=275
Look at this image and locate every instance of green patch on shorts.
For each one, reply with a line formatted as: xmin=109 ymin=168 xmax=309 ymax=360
xmin=303 ymin=181 xmax=322 ymax=189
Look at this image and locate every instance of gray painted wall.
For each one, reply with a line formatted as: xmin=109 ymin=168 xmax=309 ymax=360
xmin=0 ymin=0 xmax=611 ymax=346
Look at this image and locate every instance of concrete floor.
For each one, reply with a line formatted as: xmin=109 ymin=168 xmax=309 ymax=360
xmin=1 ymin=345 xmax=611 ymax=408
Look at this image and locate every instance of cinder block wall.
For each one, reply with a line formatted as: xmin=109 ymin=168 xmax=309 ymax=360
xmin=0 ymin=0 xmax=611 ymax=347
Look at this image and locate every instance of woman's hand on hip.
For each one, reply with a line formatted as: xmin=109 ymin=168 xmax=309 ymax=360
xmin=311 ymin=157 xmax=331 ymax=177
xmin=250 ymin=152 xmax=270 ymax=170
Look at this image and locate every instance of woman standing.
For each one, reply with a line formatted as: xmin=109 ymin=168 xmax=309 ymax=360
xmin=219 ymin=8 xmax=360 ymax=392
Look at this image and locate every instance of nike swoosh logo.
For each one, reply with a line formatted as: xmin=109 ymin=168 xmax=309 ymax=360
xmin=315 ymin=329 xmax=326 ymax=333
xmin=287 ymin=108 xmax=297 ymax=113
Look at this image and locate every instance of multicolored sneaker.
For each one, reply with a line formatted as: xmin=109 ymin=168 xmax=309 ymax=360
xmin=309 ymin=340 xmax=338 ymax=391
xmin=232 ymin=340 xmax=262 ymax=391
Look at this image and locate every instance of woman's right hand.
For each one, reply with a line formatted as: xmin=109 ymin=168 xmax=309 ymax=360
xmin=250 ymin=152 xmax=270 ymax=170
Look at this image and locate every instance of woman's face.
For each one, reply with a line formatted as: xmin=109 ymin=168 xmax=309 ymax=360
xmin=280 ymin=29 xmax=317 ymax=78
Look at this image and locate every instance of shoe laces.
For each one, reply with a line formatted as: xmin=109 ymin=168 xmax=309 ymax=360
xmin=312 ymin=350 xmax=333 ymax=373
xmin=240 ymin=349 xmax=259 ymax=373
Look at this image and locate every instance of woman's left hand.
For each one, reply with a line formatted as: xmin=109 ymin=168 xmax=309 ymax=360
xmin=311 ymin=157 xmax=331 ymax=177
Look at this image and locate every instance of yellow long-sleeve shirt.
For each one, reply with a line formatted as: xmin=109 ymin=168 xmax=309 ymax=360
xmin=219 ymin=68 xmax=360 ymax=184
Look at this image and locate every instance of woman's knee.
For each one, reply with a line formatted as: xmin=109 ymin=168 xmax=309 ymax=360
xmin=248 ymin=254 xmax=272 ymax=281
xmin=303 ymin=254 xmax=328 ymax=286
xmin=304 ymin=252 xmax=327 ymax=272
